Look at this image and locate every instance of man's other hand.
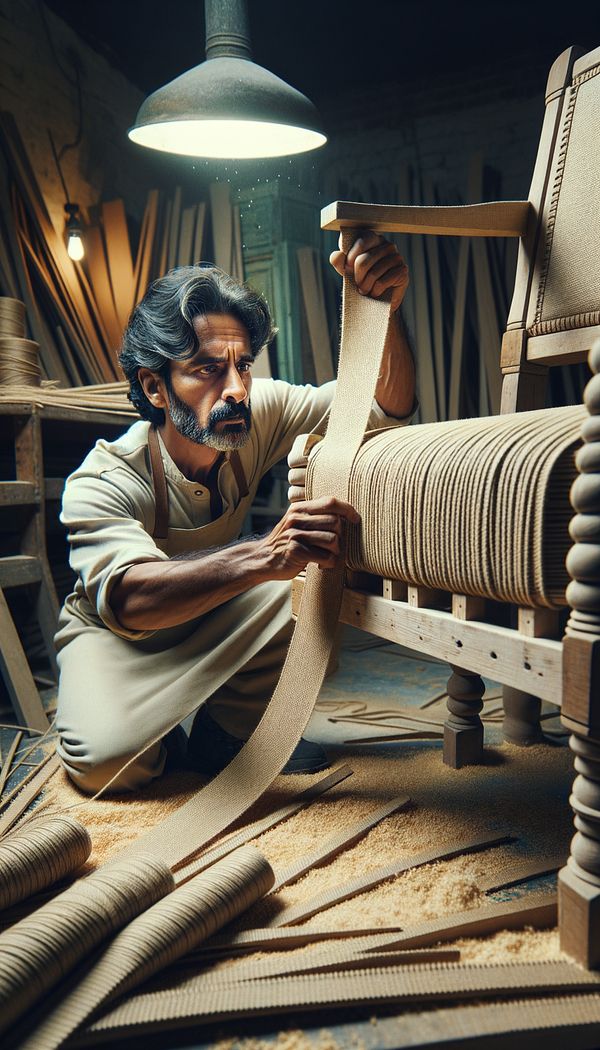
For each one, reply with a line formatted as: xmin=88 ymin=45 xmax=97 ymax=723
xmin=256 ymin=496 xmax=360 ymax=578
xmin=330 ymin=232 xmax=409 ymax=312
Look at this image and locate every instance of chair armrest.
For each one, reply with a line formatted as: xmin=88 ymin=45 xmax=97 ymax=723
xmin=321 ymin=200 xmax=531 ymax=238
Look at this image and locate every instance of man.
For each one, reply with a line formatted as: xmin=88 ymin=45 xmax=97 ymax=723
xmin=55 ymin=232 xmax=415 ymax=793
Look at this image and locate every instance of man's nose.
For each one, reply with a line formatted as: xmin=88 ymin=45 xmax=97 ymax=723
xmin=222 ymin=367 xmax=247 ymax=404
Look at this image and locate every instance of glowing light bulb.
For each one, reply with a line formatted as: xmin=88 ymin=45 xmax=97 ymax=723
xmin=67 ymin=230 xmax=84 ymax=261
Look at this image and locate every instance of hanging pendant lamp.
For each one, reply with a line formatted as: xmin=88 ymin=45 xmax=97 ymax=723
xmin=128 ymin=0 xmax=327 ymax=159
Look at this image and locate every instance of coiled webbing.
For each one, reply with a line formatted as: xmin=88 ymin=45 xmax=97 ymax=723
xmin=17 ymin=846 xmax=274 ymax=1050
xmin=307 ymin=404 xmax=584 ymax=608
xmin=0 ymin=814 xmax=91 ymax=910
xmin=0 ymin=853 xmax=173 ymax=1037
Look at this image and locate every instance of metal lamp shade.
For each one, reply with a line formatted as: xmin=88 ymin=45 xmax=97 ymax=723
xmin=128 ymin=57 xmax=327 ymax=159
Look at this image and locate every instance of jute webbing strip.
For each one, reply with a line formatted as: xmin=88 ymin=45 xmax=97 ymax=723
xmin=0 ymin=753 xmax=60 ymax=837
xmin=108 ymin=241 xmax=393 ymax=872
xmin=17 ymin=846 xmax=274 ymax=1050
xmin=363 ymin=894 xmax=557 ymax=951
xmin=269 ymin=831 xmax=513 ymax=927
xmin=477 ymin=853 xmax=566 ymax=893
xmin=169 ymin=947 xmax=461 ymax=991
xmin=172 ymin=764 xmax=352 ymax=885
xmin=317 ymin=404 xmax=584 ymax=608
xmin=0 ymin=853 xmax=173 ymax=1037
xmin=187 ymin=924 xmax=405 ymax=956
xmin=269 ymin=794 xmax=410 ymax=893
xmin=81 ymin=962 xmax=600 ymax=1041
xmin=0 ymin=814 xmax=91 ymax=910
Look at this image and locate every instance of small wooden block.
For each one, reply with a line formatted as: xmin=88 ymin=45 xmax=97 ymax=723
xmin=443 ymin=722 xmax=484 ymax=769
xmin=559 ymin=865 xmax=600 ymax=969
xmin=383 ymin=579 xmax=408 ymax=601
xmin=408 ymin=585 xmax=447 ymax=609
xmin=518 ymin=607 xmax=561 ymax=639
xmin=452 ymin=594 xmax=486 ymax=621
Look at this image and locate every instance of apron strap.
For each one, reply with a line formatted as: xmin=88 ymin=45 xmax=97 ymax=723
xmin=148 ymin=425 xmax=169 ymax=540
xmin=229 ymin=450 xmax=249 ymax=499
xmin=148 ymin=430 xmax=250 ymax=540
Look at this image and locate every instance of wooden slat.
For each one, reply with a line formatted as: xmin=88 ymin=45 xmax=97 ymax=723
xmin=167 ymin=186 xmax=182 ymax=271
xmin=192 ymin=202 xmax=206 ymax=263
xmin=177 ymin=204 xmax=195 ymax=267
xmin=291 ymin=579 xmax=562 ymax=702
xmin=0 ymin=555 xmax=42 ymax=587
xmin=210 ymin=182 xmax=233 ymax=273
xmin=102 ymin=200 xmax=135 ymax=331
xmin=321 ymin=200 xmax=531 ymax=237
xmin=0 ymin=482 xmax=37 ymax=506
xmin=297 ymin=246 xmax=335 ymax=384
xmin=83 ymin=224 xmax=123 ymax=350
xmin=0 ymin=588 xmax=48 ymax=730
xmin=133 ymin=190 xmax=159 ymax=305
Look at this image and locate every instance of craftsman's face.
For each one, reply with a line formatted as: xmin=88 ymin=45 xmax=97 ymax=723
xmin=165 ymin=313 xmax=254 ymax=451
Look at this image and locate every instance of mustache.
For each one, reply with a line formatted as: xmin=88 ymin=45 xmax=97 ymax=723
xmin=209 ymin=402 xmax=251 ymax=427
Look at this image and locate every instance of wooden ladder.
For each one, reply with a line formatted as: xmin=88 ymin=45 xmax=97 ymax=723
xmin=0 ymin=409 xmax=57 ymax=732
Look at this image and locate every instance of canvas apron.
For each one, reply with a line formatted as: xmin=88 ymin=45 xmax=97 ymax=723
xmin=55 ymin=429 xmax=293 ymax=791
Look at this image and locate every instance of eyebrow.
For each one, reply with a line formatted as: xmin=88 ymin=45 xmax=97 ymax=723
xmin=189 ymin=352 xmax=255 ymax=365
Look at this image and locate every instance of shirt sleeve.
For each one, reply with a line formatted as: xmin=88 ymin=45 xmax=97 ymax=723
xmin=60 ymin=466 xmax=169 ymax=641
xmin=254 ymin=379 xmax=416 ymax=475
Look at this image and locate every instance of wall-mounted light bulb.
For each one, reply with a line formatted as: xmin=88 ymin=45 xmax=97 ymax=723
xmin=67 ymin=229 xmax=84 ymax=261
xmin=64 ymin=202 xmax=85 ymax=262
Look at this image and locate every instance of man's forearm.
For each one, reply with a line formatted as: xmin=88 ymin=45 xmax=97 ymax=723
xmin=111 ymin=541 xmax=267 ymax=631
xmin=374 ymin=310 xmax=416 ymax=418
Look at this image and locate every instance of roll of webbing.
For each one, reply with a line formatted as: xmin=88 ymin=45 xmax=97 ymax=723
xmin=16 ymin=846 xmax=274 ymax=1050
xmin=0 ymin=814 xmax=91 ymax=911
xmin=0 ymin=853 xmax=173 ymax=1037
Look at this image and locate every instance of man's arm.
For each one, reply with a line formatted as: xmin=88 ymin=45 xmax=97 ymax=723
xmin=330 ymin=232 xmax=415 ymax=419
xmin=111 ymin=496 xmax=359 ymax=631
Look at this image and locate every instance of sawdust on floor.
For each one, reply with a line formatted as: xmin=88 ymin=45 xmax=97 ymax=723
xmin=40 ymin=737 xmax=570 ymax=969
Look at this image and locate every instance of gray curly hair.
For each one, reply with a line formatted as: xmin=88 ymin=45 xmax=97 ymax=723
xmin=119 ymin=265 xmax=276 ymax=424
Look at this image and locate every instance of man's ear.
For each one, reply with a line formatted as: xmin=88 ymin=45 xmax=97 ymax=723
xmin=138 ymin=368 xmax=168 ymax=410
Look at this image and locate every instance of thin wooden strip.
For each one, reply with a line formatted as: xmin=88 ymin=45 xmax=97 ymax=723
xmin=133 ymin=190 xmax=158 ymax=305
xmin=102 ymin=200 xmax=134 ymax=331
xmin=173 ymin=765 xmax=352 ymax=884
xmin=166 ymin=186 xmax=181 ymax=271
xmin=477 ymin=854 xmax=566 ymax=893
xmin=0 ymin=753 xmax=60 ymax=836
xmin=344 ymin=730 xmax=442 ymax=744
xmin=0 ymin=731 xmax=23 ymax=799
xmin=192 ymin=202 xmax=206 ymax=263
xmin=209 ymin=183 xmax=232 ymax=273
xmin=83 ymin=226 xmax=122 ymax=350
xmin=270 ymin=831 xmax=514 ymax=927
xmin=232 ymin=203 xmax=244 ymax=280
xmin=297 ymin=246 xmax=335 ymax=384
xmin=176 ymin=205 xmax=195 ymax=267
xmin=321 ymin=199 xmax=531 ymax=237
xmin=83 ymin=961 xmax=600 ymax=1040
xmin=270 ymin=795 xmax=411 ymax=893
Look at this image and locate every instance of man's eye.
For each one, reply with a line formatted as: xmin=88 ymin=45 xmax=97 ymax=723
xmin=238 ymin=362 xmax=252 ymax=373
xmin=198 ymin=365 xmax=219 ymax=375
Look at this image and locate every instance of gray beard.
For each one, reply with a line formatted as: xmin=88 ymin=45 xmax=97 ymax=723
xmin=166 ymin=386 xmax=252 ymax=451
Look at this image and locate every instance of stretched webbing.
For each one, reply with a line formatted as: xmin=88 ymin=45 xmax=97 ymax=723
xmin=113 ymin=233 xmax=393 ymax=871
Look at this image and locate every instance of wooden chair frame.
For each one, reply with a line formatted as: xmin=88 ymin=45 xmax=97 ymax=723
xmin=292 ymin=44 xmax=600 ymax=969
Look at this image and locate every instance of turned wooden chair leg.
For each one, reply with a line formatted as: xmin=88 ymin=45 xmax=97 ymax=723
xmin=443 ymin=665 xmax=485 ymax=768
xmin=559 ymin=732 xmax=600 ymax=968
xmin=502 ymin=686 xmax=544 ymax=745
xmin=559 ymin=338 xmax=600 ymax=968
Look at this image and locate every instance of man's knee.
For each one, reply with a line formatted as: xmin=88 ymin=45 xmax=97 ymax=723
xmin=57 ymin=727 xmax=164 ymax=794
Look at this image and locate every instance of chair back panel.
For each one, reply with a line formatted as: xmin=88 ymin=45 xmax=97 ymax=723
xmin=524 ymin=52 xmax=600 ymax=359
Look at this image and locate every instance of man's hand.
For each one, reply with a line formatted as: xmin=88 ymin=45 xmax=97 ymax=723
xmin=255 ymin=496 xmax=360 ymax=579
xmin=330 ymin=232 xmax=409 ymax=312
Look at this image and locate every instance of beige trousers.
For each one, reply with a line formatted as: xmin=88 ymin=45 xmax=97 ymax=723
xmin=56 ymin=581 xmax=293 ymax=794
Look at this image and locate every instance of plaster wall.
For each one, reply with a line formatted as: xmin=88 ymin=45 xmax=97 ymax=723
xmin=0 ymin=0 xmax=148 ymax=234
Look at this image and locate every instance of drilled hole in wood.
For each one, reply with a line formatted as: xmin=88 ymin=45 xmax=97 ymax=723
xmin=524 ymin=661 xmax=531 ymax=670
xmin=490 ymin=652 xmax=497 ymax=659
xmin=455 ymin=640 xmax=463 ymax=648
